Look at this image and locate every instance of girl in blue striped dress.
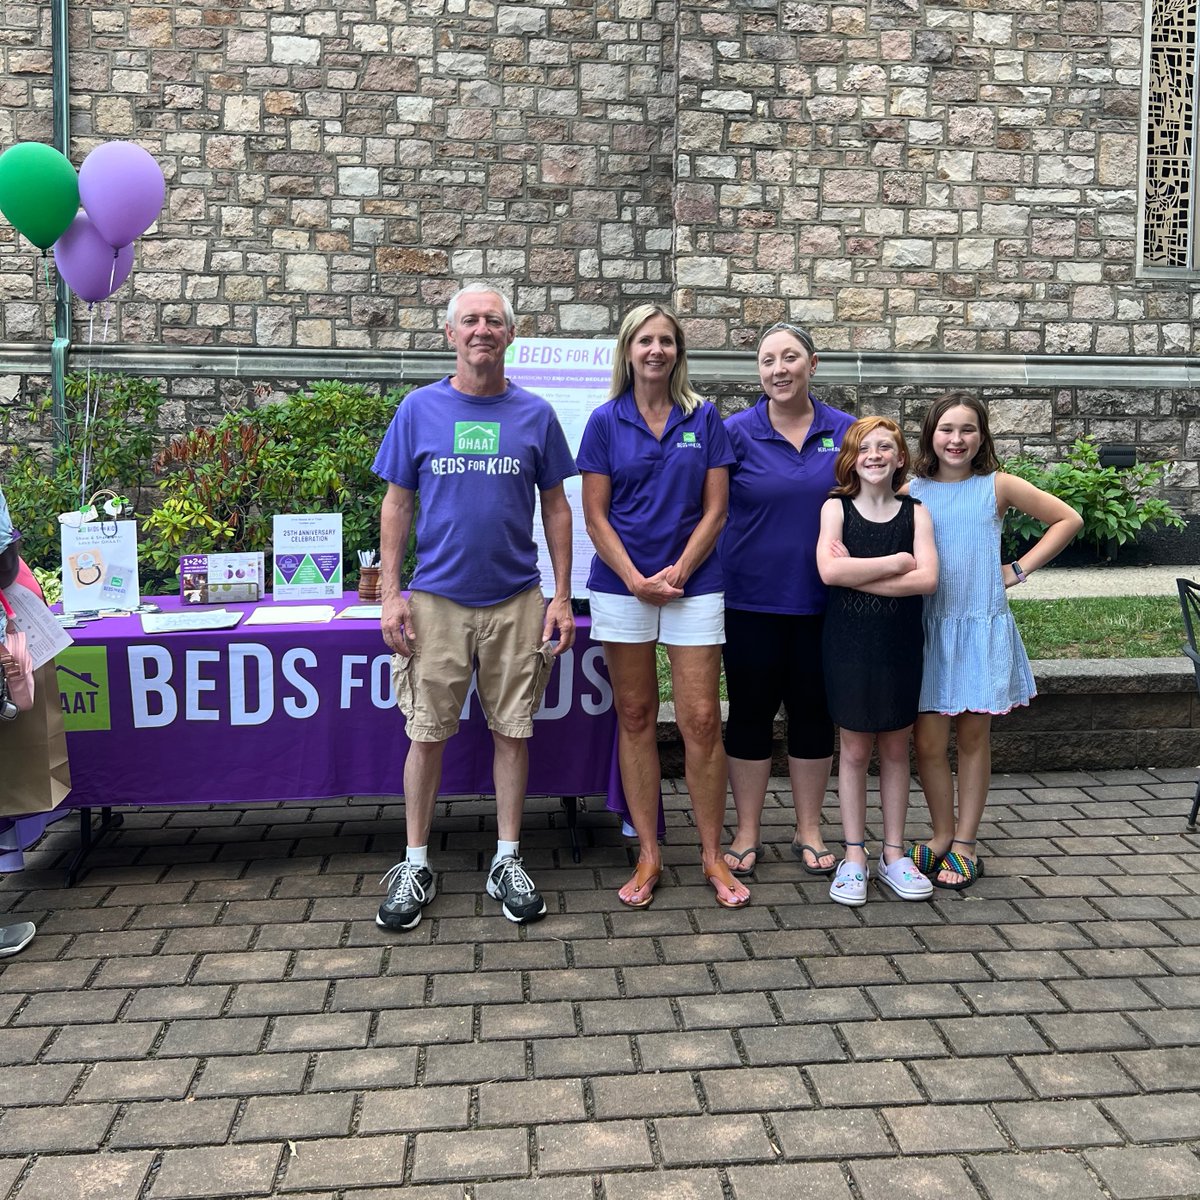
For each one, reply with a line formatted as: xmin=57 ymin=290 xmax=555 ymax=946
xmin=907 ymin=393 xmax=1081 ymax=891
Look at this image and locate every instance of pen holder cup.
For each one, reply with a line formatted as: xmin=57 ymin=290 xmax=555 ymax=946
xmin=357 ymin=567 xmax=382 ymax=604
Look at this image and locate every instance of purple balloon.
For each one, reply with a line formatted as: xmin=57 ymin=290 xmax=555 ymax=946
xmin=53 ymin=213 xmax=135 ymax=303
xmin=78 ymin=141 xmax=165 ymax=249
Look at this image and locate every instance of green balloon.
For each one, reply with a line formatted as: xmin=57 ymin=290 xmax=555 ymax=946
xmin=0 ymin=142 xmax=80 ymax=250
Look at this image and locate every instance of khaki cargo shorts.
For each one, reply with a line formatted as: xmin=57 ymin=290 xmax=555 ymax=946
xmin=390 ymin=587 xmax=555 ymax=742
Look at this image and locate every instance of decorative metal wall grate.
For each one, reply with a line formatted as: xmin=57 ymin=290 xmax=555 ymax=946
xmin=1145 ymin=0 xmax=1199 ymax=267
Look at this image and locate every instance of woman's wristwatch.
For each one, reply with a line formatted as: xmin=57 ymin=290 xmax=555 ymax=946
xmin=1011 ymin=561 xmax=1027 ymax=583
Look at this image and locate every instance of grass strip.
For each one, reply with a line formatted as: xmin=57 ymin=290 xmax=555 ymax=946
xmin=1010 ymin=595 xmax=1182 ymax=660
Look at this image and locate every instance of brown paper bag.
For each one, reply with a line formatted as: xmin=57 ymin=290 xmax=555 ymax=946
xmin=0 ymin=660 xmax=71 ymax=817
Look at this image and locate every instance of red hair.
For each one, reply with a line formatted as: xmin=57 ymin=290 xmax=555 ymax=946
xmin=831 ymin=416 xmax=910 ymax=497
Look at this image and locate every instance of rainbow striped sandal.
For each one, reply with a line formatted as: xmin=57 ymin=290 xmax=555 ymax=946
xmin=931 ymin=839 xmax=985 ymax=891
xmin=907 ymin=841 xmax=943 ymax=875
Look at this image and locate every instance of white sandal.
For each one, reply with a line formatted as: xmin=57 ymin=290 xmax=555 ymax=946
xmin=877 ymin=843 xmax=933 ymax=900
xmin=829 ymin=841 xmax=869 ymax=907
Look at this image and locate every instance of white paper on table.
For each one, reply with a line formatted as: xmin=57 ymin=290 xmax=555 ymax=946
xmin=335 ymin=604 xmax=383 ymax=620
xmin=244 ymin=604 xmax=337 ymax=626
xmin=1 ymin=582 xmax=75 ymax=670
xmin=140 ymin=609 xmax=245 ymax=634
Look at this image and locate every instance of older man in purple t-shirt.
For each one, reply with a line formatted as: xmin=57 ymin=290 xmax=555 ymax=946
xmin=371 ymin=284 xmax=577 ymax=931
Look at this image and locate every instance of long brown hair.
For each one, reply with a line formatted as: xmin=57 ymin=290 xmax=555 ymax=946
xmin=912 ymin=391 xmax=1000 ymax=478
xmin=831 ymin=417 xmax=910 ymax=497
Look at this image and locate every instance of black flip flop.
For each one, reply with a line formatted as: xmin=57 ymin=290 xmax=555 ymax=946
xmin=725 ymin=845 xmax=764 ymax=878
xmin=791 ymin=841 xmax=836 ymax=876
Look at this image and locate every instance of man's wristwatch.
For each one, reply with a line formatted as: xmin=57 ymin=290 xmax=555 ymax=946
xmin=1011 ymin=561 xmax=1027 ymax=583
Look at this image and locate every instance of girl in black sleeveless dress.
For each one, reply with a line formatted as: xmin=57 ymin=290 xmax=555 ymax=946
xmin=815 ymin=417 xmax=940 ymax=906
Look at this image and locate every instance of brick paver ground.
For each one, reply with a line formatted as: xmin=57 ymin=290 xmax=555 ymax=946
xmin=2 ymin=769 xmax=1199 ymax=1198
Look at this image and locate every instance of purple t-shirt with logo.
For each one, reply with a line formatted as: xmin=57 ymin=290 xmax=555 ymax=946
xmin=719 ymin=394 xmax=856 ymax=614
xmin=575 ymin=391 xmax=736 ymax=597
xmin=372 ymin=376 xmax=577 ymax=606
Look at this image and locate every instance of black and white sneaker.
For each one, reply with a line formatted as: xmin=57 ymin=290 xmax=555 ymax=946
xmin=0 ymin=921 xmax=35 ymax=958
xmin=486 ymin=855 xmax=547 ymax=924
xmin=376 ymin=861 xmax=436 ymax=931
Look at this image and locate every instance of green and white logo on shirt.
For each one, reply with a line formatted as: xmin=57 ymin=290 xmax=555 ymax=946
xmin=454 ymin=421 xmax=500 ymax=454
xmin=818 ymin=436 xmax=837 ymax=452
xmin=677 ymin=431 xmax=702 ymax=450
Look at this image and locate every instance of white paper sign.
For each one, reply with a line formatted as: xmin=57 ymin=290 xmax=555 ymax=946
xmin=1 ymin=581 xmax=74 ymax=669
xmin=272 ymin=513 xmax=343 ymax=601
xmin=60 ymin=520 xmax=140 ymax=613
xmin=505 ymin=337 xmax=617 ymax=599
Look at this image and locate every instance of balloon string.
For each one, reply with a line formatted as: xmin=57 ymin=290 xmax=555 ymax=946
xmin=80 ymin=305 xmax=96 ymax=503
xmin=76 ymin=250 xmax=125 ymax=504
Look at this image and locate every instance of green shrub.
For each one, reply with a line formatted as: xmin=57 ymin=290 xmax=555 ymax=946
xmin=2 ymin=373 xmax=165 ymax=572
xmin=143 ymin=379 xmax=409 ymax=583
xmin=4 ymin=374 xmax=412 ymax=591
xmin=1003 ymin=437 xmax=1185 ymax=557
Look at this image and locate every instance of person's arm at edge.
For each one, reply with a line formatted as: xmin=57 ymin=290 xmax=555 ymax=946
xmin=995 ymin=472 xmax=1083 ymax=587
xmin=380 ymin=483 xmax=416 ymax=656
xmin=539 ymin=482 xmax=575 ymax=653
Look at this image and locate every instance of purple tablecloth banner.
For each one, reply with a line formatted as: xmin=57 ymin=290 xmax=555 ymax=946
xmin=50 ymin=598 xmax=618 ymax=807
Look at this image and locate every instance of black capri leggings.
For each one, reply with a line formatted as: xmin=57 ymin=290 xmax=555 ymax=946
xmin=722 ymin=607 xmax=834 ymax=761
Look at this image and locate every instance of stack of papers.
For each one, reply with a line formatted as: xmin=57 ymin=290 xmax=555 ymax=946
xmin=141 ymin=609 xmax=244 ymax=634
xmin=244 ymin=605 xmax=337 ymax=626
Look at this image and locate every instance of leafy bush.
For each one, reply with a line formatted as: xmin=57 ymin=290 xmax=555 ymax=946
xmin=143 ymin=379 xmax=408 ymax=583
xmin=1003 ymin=437 xmax=1185 ymax=557
xmin=2 ymin=373 xmax=165 ymax=572
xmin=3 ymin=374 xmax=410 ymax=591
xmin=31 ymin=566 xmax=63 ymax=606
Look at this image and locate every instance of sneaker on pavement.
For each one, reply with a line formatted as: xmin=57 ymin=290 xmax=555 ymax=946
xmin=486 ymin=855 xmax=547 ymax=924
xmin=877 ymin=854 xmax=933 ymax=900
xmin=0 ymin=922 xmax=35 ymax=958
xmin=829 ymin=858 xmax=869 ymax=907
xmin=376 ymin=861 xmax=435 ymax=931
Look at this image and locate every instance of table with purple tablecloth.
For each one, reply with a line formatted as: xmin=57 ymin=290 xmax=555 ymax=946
xmin=2 ymin=596 xmax=625 ymax=872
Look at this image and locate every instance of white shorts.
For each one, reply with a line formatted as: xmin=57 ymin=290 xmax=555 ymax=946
xmin=588 ymin=589 xmax=725 ymax=646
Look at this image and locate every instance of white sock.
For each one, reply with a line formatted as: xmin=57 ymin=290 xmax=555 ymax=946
xmin=493 ymin=839 xmax=519 ymax=868
xmin=406 ymin=845 xmax=428 ymax=869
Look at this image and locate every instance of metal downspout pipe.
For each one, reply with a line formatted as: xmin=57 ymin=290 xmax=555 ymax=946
xmin=50 ymin=0 xmax=71 ymax=449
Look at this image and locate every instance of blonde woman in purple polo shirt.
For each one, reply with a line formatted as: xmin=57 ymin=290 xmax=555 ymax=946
xmin=578 ymin=304 xmax=749 ymax=910
xmin=718 ymin=323 xmax=856 ymax=879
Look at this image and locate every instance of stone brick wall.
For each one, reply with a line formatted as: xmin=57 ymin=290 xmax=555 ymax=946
xmin=657 ymin=658 xmax=1200 ymax=775
xmin=672 ymin=0 xmax=1181 ymax=355
xmin=0 ymin=0 xmax=678 ymax=348
xmin=1 ymin=0 xmax=1195 ymax=353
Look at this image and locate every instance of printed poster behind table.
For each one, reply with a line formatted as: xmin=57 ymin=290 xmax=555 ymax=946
xmin=60 ymin=520 xmax=140 ymax=613
xmin=505 ymin=337 xmax=616 ymax=599
xmin=272 ymin=513 xmax=343 ymax=601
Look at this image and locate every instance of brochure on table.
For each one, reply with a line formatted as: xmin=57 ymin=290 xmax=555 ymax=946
xmin=180 ymin=552 xmax=264 ymax=604
xmin=272 ymin=513 xmax=343 ymax=601
xmin=60 ymin=520 xmax=140 ymax=614
xmin=505 ymin=337 xmax=616 ymax=599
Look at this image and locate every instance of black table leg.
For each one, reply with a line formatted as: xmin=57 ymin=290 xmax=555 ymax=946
xmin=561 ymin=795 xmax=582 ymax=863
xmin=64 ymin=807 xmax=123 ymax=887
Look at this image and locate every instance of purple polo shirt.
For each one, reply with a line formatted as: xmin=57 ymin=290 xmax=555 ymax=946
xmin=719 ymin=394 xmax=856 ymax=614
xmin=576 ymin=391 xmax=736 ymax=597
xmin=372 ymin=376 xmax=577 ymax=606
